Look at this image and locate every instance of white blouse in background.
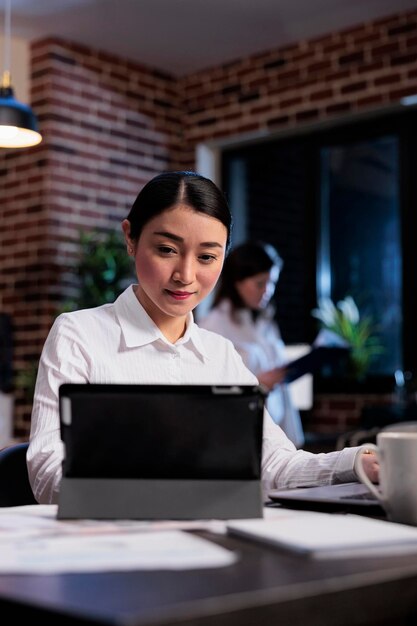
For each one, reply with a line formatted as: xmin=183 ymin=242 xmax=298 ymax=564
xmin=199 ymin=300 xmax=305 ymax=447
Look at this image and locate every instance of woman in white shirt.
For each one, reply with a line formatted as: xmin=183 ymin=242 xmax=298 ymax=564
xmin=199 ymin=241 xmax=304 ymax=447
xmin=27 ymin=171 xmax=378 ymax=504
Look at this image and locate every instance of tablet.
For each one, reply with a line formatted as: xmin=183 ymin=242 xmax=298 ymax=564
xmin=284 ymin=346 xmax=350 ymax=383
xmin=58 ymin=383 xmax=266 ymax=519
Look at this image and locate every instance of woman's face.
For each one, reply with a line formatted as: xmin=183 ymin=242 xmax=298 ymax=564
xmin=122 ymin=204 xmax=228 ymax=339
xmin=235 ymin=266 xmax=280 ymax=311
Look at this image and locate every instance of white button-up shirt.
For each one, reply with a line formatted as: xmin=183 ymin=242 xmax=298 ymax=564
xmin=28 ymin=285 xmax=358 ymax=504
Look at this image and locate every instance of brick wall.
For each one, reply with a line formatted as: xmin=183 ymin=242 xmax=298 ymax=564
xmin=304 ymin=393 xmax=395 ymax=440
xmin=179 ymin=9 xmax=417 ymax=160
xmin=1 ymin=38 xmax=183 ymax=435
xmin=1 ymin=8 xmax=416 ymax=438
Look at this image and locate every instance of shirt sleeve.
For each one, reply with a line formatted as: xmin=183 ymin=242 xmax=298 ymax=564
xmin=27 ymin=315 xmax=89 ymax=504
xmin=261 ymin=408 xmax=358 ymax=497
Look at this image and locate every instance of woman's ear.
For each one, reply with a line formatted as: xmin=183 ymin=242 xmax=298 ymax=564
xmin=121 ymin=219 xmax=135 ymax=256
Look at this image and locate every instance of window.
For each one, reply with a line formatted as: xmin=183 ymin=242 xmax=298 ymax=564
xmin=222 ymin=107 xmax=417 ymax=391
xmin=319 ymin=135 xmax=402 ymax=376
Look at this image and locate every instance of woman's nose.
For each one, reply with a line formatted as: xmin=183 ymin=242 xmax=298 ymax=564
xmin=259 ymin=283 xmax=270 ymax=298
xmin=173 ymin=258 xmax=194 ymax=284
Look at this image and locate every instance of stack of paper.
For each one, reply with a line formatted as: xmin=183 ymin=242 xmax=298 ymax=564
xmin=0 ymin=505 xmax=235 ymax=573
xmin=227 ymin=507 xmax=417 ymax=558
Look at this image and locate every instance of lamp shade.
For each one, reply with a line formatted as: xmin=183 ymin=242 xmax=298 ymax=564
xmin=0 ymin=85 xmax=42 ymax=148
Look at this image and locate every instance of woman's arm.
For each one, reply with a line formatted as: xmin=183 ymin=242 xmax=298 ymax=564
xmin=260 ymin=409 xmax=379 ymax=495
xmin=27 ymin=315 xmax=89 ymax=504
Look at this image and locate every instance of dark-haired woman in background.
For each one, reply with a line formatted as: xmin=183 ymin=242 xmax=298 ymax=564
xmin=199 ymin=241 xmax=304 ymax=447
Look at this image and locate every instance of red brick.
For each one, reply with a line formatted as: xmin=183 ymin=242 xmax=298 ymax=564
xmin=374 ymin=73 xmax=401 ymax=86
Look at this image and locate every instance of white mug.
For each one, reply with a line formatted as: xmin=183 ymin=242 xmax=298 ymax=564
xmin=356 ymin=422 xmax=417 ymax=526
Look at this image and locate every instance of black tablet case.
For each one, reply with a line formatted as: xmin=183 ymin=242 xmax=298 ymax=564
xmin=58 ymin=384 xmax=265 ymax=520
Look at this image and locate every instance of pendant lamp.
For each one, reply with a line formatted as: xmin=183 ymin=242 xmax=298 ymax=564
xmin=0 ymin=0 xmax=42 ymax=148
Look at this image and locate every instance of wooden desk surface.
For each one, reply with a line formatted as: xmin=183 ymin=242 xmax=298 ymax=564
xmin=1 ymin=528 xmax=417 ymax=625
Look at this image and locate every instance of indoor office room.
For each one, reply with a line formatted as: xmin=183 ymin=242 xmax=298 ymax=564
xmin=1 ymin=1 xmax=417 ymax=625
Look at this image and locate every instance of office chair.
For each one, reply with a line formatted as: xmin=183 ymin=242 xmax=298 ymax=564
xmin=0 ymin=442 xmax=38 ymax=506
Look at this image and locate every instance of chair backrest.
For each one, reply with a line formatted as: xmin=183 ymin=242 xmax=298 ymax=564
xmin=0 ymin=442 xmax=38 ymax=506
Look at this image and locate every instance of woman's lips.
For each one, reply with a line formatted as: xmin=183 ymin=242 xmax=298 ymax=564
xmin=165 ymin=289 xmax=194 ymax=300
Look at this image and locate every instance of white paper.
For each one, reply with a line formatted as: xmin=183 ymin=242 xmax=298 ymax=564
xmin=227 ymin=507 xmax=417 ymax=559
xmin=285 ymin=344 xmax=313 ymax=410
xmin=0 ymin=505 xmax=235 ymax=574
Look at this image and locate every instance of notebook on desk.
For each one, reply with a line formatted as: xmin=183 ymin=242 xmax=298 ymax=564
xmin=57 ymin=383 xmax=266 ymax=520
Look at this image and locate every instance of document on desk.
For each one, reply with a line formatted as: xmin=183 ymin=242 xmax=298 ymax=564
xmin=0 ymin=505 xmax=235 ymax=574
xmin=227 ymin=507 xmax=417 ymax=559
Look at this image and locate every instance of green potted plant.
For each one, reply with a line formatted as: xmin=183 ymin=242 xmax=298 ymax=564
xmin=16 ymin=229 xmax=134 ymax=402
xmin=60 ymin=230 xmax=134 ymax=311
xmin=311 ymin=296 xmax=384 ymax=381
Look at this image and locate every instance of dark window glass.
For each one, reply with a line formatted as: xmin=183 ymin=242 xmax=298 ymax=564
xmin=319 ymin=136 xmax=402 ymax=375
xmin=221 ymin=107 xmax=417 ymax=391
xmin=222 ymin=140 xmax=314 ymax=345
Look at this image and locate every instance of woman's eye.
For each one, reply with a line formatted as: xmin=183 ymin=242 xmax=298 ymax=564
xmin=158 ymin=245 xmax=176 ymax=255
xmin=199 ymin=254 xmax=216 ymax=263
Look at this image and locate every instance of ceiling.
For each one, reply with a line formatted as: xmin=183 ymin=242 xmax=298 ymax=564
xmin=8 ymin=0 xmax=417 ymax=76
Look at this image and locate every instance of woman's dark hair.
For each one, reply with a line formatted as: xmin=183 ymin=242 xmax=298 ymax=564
xmin=212 ymin=241 xmax=283 ymax=312
xmin=126 ymin=171 xmax=233 ymax=251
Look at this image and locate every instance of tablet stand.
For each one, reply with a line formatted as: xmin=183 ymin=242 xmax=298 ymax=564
xmin=57 ymin=477 xmax=263 ymax=519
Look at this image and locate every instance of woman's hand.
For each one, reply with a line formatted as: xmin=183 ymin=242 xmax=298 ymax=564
xmin=357 ymin=449 xmax=379 ymax=484
xmin=257 ymin=366 xmax=287 ymax=391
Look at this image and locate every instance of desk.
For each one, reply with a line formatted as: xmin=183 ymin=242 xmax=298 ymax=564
xmin=1 ymin=519 xmax=417 ymax=625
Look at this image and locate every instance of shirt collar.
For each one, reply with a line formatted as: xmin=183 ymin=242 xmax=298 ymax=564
xmin=115 ymin=285 xmax=209 ymax=360
xmin=185 ymin=318 xmax=210 ymax=360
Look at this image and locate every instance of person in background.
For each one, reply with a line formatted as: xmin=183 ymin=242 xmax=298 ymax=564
xmin=199 ymin=241 xmax=304 ymax=447
xmin=27 ymin=171 xmax=378 ymax=504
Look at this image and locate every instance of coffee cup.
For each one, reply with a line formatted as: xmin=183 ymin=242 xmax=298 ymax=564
xmin=355 ymin=422 xmax=417 ymax=526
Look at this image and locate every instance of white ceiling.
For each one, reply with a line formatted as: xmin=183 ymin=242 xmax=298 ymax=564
xmin=7 ymin=0 xmax=417 ymax=76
